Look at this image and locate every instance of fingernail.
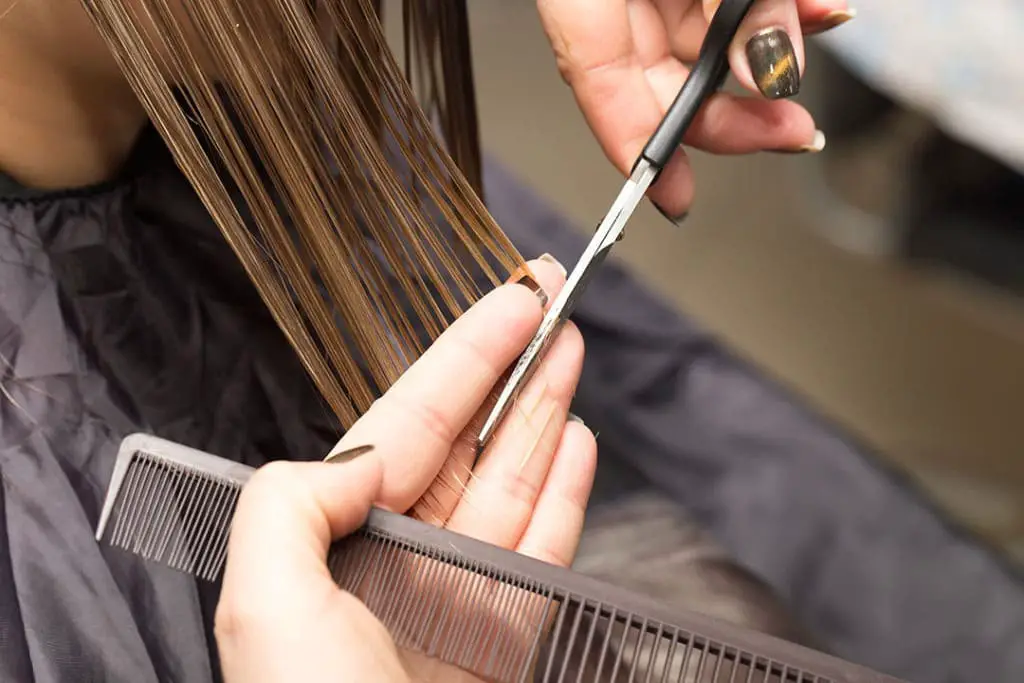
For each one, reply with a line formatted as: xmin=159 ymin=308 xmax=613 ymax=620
xmin=324 ymin=444 xmax=375 ymax=464
xmin=769 ymin=130 xmax=826 ymax=154
xmin=506 ymin=264 xmax=549 ymax=307
xmin=655 ymin=204 xmax=689 ymax=227
xmin=804 ymin=9 xmax=857 ymax=36
xmin=537 ymin=253 xmax=567 ymax=278
xmin=567 ymin=412 xmax=586 ymax=427
xmin=746 ymin=28 xmax=800 ymax=100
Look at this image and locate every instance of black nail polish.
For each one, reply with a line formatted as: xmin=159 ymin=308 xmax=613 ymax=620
xmin=324 ymin=444 xmax=375 ymax=464
xmin=746 ymin=28 xmax=800 ymax=100
xmin=655 ymin=204 xmax=688 ymax=227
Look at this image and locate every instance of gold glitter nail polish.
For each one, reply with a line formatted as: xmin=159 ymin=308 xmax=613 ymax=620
xmin=746 ymin=28 xmax=800 ymax=100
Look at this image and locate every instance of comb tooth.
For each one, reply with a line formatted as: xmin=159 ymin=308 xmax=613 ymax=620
xmin=553 ymin=596 xmax=585 ymax=683
xmin=363 ymin=536 xmax=394 ymax=615
xmin=436 ymin=554 xmax=471 ymax=662
xmin=203 ymin=480 xmax=236 ymax=579
xmin=148 ymin=458 xmax=183 ymax=566
xmin=627 ymin=616 xmax=650 ymax=681
xmin=194 ymin=480 xmax=231 ymax=581
xmin=143 ymin=461 xmax=183 ymax=562
xmin=445 ymin=560 xmax=489 ymax=667
xmin=206 ymin=484 xmax=242 ymax=580
xmin=465 ymin=566 xmax=504 ymax=673
xmin=109 ymin=455 xmax=141 ymax=548
xmin=503 ymin=580 xmax=536 ymax=682
xmin=541 ymin=593 xmax=571 ymax=682
xmin=188 ymin=473 xmax=227 ymax=577
xmin=137 ymin=458 xmax=170 ymax=560
xmin=164 ymin=470 xmax=199 ymax=571
xmin=643 ymin=623 xmax=664 ymax=683
xmin=424 ymin=554 xmax=461 ymax=659
xmin=347 ymin=534 xmax=381 ymax=600
xmin=390 ymin=545 xmax=424 ymax=640
xmin=609 ymin=610 xmax=633 ymax=681
xmin=660 ymin=627 xmax=681 ymax=683
xmin=480 ymin=570 xmax=518 ymax=679
xmin=748 ymin=656 xmax=761 ymax=683
xmin=115 ymin=454 xmax=153 ymax=550
xmin=126 ymin=454 xmax=160 ymax=548
xmin=485 ymin=572 xmax=517 ymax=680
xmin=515 ymin=585 xmax=549 ymax=683
xmin=474 ymin=570 xmax=501 ymax=678
xmin=591 ymin=606 xmax=617 ymax=681
xmin=375 ymin=539 xmax=411 ymax=631
xmin=329 ymin=535 xmax=365 ymax=594
xmin=693 ymin=637 xmax=711 ymax=683
xmin=125 ymin=455 xmax=160 ymax=554
xmin=709 ymin=643 xmax=725 ymax=683
xmin=152 ymin=460 xmax=185 ymax=561
xmin=380 ymin=543 xmax=425 ymax=648
xmin=178 ymin=473 xmax=218 ymax=572
xmin=392 ymin=546 xmax=435 ymax=647
xmin=680 ymin=632 xmax=700 ymax=683
xmin=440 ymin=560 xmax=476 ymax=666
xmin=571 ymin=600 xmax=600 ymax=683
xmin=726 ymin=648 xmax=739 ymax=683
xmin=181 ymin=474 xmax=218 ymax=576
xmin=188 ymin=478 xmax=220 ymax=580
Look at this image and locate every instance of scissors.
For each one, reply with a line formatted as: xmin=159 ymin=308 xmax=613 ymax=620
xmin=476 ymin=0 xmax=757 ymax=453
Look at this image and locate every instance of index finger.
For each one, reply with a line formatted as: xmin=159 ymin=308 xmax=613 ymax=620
xmin=536 ymin=0 xmax=697 ymax=215
xmin=330 ymin=257 xmax=568 ymax=513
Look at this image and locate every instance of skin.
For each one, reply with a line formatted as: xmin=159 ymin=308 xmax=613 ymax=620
xmin=536 ymin=0 xmax=852 ymax=217
xmin=215 ymin=257 xmax=598 ymax=682
xmin=0 ymin=0 xmax=851 ymax=200
xmin=0 ymin=0 xmax=848 ymax=677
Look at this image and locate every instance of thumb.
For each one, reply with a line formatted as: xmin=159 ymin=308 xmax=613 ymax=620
xmin=220 ymin=448 xmax=384 ymax=605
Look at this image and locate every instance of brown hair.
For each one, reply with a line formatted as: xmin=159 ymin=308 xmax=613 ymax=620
xmin=79 ymin=0 xmax=525 ymax=426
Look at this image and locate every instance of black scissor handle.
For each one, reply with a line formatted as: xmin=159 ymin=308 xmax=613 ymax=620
xmin=638 ymin=0 xmax=756 ymax=174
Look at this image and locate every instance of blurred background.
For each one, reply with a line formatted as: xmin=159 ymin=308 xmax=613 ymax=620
xmin=455 ymin=3 xmax=1024 ymax=565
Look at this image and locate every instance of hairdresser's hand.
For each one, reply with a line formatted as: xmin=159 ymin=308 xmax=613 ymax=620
xmin=215 ymin=255 xmax=596 ymax=683
xmin=537 ymin=0 xmax=854 ymax=219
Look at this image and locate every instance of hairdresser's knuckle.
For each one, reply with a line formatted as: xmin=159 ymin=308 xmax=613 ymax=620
xmin=382 ymin=390 xmax=458 ymax=449
xmin=501 ymin=473 xmax=544 ymax=511
xmin=242 ymin=460 xmax=305 ymax=505
xmin=449 ymin=325 xmax=508 ymax=387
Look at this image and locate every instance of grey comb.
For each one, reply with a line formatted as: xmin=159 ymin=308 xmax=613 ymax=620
xmin=96 ymin=434 xmax=906 ymax=683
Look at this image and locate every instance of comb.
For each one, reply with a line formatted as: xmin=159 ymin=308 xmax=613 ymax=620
xmin=96 ymin=434 xmax=905 ymax=683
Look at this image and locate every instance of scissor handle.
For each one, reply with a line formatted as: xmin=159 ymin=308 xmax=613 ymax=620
xmin=638 ymin=0 xmax=756 ymax=172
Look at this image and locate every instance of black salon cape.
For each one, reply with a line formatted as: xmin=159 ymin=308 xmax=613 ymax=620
xmin=1 ymin=127 xmax=1022 ymax=683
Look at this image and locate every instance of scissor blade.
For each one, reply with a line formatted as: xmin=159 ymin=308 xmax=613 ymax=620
xmin=475 ymin=160 xmax=658 ymax=452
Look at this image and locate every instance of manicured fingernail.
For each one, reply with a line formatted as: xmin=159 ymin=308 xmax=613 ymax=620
xmin=538 ymin=253 xmax=567 ymax=278
xmin=746 ymin=28 xmax=800 ymax=100
xmin=324 ymin=444 xmax=375 ymax=464
xmin=804 ymin=9 xmax=857 ymax=36
xmin=769 ymin=130 xmax=826 ymax=154
xmin=567 ymin=412 xmax=586 ymax=427
xmin=506 ymin=264 xmax=549 ymax=308
xmin=655 ymin=204 xmax=689 ymax=227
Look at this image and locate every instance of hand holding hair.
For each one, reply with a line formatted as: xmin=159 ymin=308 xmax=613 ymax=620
xmin=214 ymin=255 xmax=597 ymax=682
